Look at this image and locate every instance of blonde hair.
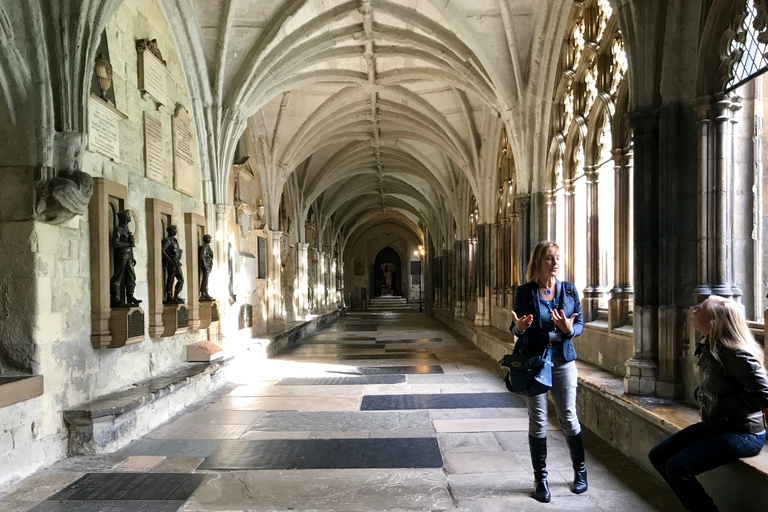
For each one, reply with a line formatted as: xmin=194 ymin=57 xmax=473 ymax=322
xmin=703 ymin=295 xmax=764 ymax=366
xmin=526 ymin=240 xmax=559 ymax=282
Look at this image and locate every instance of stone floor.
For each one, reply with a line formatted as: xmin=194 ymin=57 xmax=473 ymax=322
xmin=0 ymin=312 xmax=686 ymax=511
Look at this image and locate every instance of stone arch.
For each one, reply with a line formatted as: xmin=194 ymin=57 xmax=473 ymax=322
xmin=372 ymin=246 xmax=403 ymax=298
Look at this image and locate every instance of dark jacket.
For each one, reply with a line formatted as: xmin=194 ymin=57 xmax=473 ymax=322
xmin=510 ymin=280 xmax=584 ymax=361
xmin=696 ymin=340 xmax=768 ymax=433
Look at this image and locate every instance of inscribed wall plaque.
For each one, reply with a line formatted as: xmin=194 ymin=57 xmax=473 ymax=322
xmin=172 ymin=105 xmax=196 ymax=197
xmin=144 ymin=112 xmax=164 ymax=183
xmin=87 ymin=95 xmax=124 ymax=161
xmin=235 ymin=252 xmax=257 ymax=296
xmin=354 ymin=259 xmax=365 ymax=276
xmin=257 ymin=237 xmax=267 ymax=279
xmin=137 ymin=43 xmax=167 ymax=106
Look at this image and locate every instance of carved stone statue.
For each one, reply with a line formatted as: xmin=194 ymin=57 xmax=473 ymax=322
xmin=198 ymin=234 xmax=214 ymax=301
xmin=161 ymin=225 xmax=184 ymax=303
xmin=35 ymin=169 xmax=94 ymax=225
xmin=110 ymin=210 xmax=142 ymax=307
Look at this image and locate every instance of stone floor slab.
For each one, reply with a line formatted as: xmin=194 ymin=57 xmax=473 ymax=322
xmin=182 ymin=469 xmax=453 ymax=511
xmin=436 ymin=432 xmax=504 ymax=453
xmin=361 ymin=392 xmax=520 ymax=410
xmin=119 ymin=439 xmax=223 ymax=458
xmin=433 ymin=418 xmax=532 ymax=433
xmin=204 ymin=395 xmax=360 ymax=411
xmin=249 ymin=410 xmax=433 ymax=432
xmin=46 ymin=473 xmax=206 ymax=501
xmin=146 ymin=424 xmax=250 ymax=440
xmin=115 ymin=456 xmax=166 ymax=471
xmin=151 ymin=457 xmax=204 ymax=473
xmin=198 ymin=438 xmax=443 ymax=470
xmin=28 ymin=500 xmax=187 ymax=511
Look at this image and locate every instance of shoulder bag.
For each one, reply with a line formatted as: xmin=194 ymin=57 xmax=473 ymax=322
xmin=499 ymin=346 xmax=553 ymax=397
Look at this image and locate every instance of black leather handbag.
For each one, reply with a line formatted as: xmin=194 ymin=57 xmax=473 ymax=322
xmin=499 ymin=347 xmax=553 ymax=397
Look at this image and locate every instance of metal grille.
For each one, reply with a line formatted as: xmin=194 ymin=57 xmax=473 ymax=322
xmin=128 ymin=310 xmax=144 ymax=338
xmin=726 ymin=2 xmax=768 ymax=92
xmin=177 ymin=306 xmax=189 ymax=328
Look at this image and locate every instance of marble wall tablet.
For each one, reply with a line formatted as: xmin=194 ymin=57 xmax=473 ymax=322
xmin=87 ymin=94 xmax=126 ymax=161
xmin=172 ymin=105 xmax=195 ymax=197
xmin=137 ymin=40 xmax=167 ymax=106
xmin=144 ymin=112 xmax=164 ymax=183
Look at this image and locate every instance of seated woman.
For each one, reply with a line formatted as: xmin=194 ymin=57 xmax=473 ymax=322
xmin=649 ymin=295 xmax=768 ymax=512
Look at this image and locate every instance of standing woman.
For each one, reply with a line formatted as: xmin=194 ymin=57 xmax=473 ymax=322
xmin=649 ymin=296 xmax=768 ymax=512
xmin=510 ymin=240 xmax=586 ymax=503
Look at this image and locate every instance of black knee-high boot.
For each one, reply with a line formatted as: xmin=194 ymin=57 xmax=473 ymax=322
xmin=529 ymin=435 xmax=550 ymax=503
xmin=566 ymin=432 xmax=588 ymax=494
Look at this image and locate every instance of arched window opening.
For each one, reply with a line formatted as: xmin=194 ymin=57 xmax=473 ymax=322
xmin=547 ymin=0 xmax=629 ymax=325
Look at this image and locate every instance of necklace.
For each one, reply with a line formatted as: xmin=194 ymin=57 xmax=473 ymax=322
xmin=538 ymin=280 xmax=552 ymax=295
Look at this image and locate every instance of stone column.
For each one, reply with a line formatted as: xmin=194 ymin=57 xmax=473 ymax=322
xmin=454 ymin=240 xmax=465 ymax=316
xmin=441 ymin=249 xmax=449 ymax=308
xmin=329 ymin=255 xmax=337 ymax=310
xmin=624 ymin=108 xmax=660 ymax=397
xmin=582 ymin=165 xmax=602 ymax=321
xmin=609 ymin=148 xmax=634 ymax=327
xmin=297 ymin=242 xmax=309 ymax=318
xmin=516 ymin=194 xmax=532 ymax=284
xmin=563 ymin=180 xmax=576 ymax=283
xmin=475 ymin=224 xmax=491 ymax=326
xmin=318 ymin=251 xmax=327 ymax=312
xmin=268 ymin=230 xmax=284 ymax=327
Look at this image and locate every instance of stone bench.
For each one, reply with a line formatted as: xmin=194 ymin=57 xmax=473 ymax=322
xmin=63 ymin=358 xmax=232 ymax=455
xmin=433 ymin=308 xmax=768 ymax=511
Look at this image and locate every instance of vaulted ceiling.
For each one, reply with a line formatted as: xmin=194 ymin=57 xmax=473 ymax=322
xmin=176 ymin=0 xmax=571 ymax=249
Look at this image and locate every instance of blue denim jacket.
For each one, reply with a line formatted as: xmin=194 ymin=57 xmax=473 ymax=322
xmin=510 ymin=280 xmax=584 ymax=361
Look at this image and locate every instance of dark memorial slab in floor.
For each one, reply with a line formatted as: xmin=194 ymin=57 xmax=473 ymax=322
xmin=276 ymin=375 xmax=405 ymax=386
xmin=29 ymin=501 xmax=185 ymax=512
xmin=337 ymin=353 xmax=437 ymax=360
xmin=44 ymin=473 xmax=206 ymax=501
xmin=376 ymin=338 xmax=443 ymax=343
xmin=360 ymin=392 xmax=524 ymax=410
xmin=354 ymin=365 xmax=444 ymax=375
xmin=198 ymin=437 xmax=443 ymax=470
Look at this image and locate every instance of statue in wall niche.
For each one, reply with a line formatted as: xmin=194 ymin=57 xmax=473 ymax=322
xmin=162 ymin=225 xmax=185 ymax=304
xmin=198 ymin=234 xmax=214 ymax=301
xmin=110 ymin=210 xmax=142 ymax=307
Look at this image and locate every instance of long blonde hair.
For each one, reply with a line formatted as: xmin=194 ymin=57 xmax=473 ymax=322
xmin=526 ymin=240 xmax=559 ymax=282
xmin=703 ymin=295 xmax=764 ymax=366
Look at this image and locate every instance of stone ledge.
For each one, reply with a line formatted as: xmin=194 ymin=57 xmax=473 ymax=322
xmin=432 ymin=308 xmax=768 ymax=508
xmin=264 ymin=309 xmax=346 ymax=357
xmin=63 ymin=357 xmax=233 ymax=455
xmin=0 ymin=375 xmax=43 ymax=409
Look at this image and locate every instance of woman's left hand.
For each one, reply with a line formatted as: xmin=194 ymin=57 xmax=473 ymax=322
xmin=551 ymin=308 xmax=578 ymax=335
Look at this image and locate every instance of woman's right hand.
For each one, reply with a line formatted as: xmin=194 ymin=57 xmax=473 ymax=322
xmin=511 ymin=311 xmax=534 ymax=333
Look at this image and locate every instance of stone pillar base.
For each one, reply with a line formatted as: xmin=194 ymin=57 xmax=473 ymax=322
xmin=624 ymin=357 xmax=658 ymax=396
xmin=454 ymin=301 xmax=465 ymax=316
xmin=608 ymin=295 xmax=632 ymax=328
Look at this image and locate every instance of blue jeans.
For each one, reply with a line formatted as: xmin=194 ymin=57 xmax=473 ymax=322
xmin=648 ymin=423 xmax=765 ymax=511
xmin=524 ymin=359 xmax=580 ymax=438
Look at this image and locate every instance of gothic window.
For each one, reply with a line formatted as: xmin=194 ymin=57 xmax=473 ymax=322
xmin=725 ymin=1 xmax=768 ymax=93
xmin=547 ymin=0 xmax=629 ymax=321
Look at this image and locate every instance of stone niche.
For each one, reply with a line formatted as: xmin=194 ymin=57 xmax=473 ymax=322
xmin=184 ymin=212 xmax=205 ymax=331
xmin=89 ymin=178 xmax=145 ymax=349
xmin=146 ymin=198 xmax=187 ymax=338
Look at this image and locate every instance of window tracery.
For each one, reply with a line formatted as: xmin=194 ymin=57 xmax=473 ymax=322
xmin=724 ymin=1 xmax=768 ymax=92
xmin=547 ymin=0 xmax=630 ymax=324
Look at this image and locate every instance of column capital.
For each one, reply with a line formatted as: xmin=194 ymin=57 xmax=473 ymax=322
xmin=215 ymin=203 xmax=232 ymax=219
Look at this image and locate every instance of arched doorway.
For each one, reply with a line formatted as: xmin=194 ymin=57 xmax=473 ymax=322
xmin=372 ymin=246 xmax=402 ymax=297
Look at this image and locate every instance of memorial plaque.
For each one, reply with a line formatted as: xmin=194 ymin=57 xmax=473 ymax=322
xmin=137 ymin=43 xmax=167 ymax=106
xmin=47 ymin=472 xmax=206 ymax=501
xmin=87 ymin=95 xmax=124 ymax=161
xmin=235 ymin=252 xmax=256 ymax=295
xmin=128 ymin=310 xmax=144 ymax=338
xmin=257 ymin=237 xmax=267 ymax=279
xmin=144 ymin=112 xmax=164 ymax=183
xmin=211 ymin=302 xmax=219 ymax=322
xmin=172 ymin=105 xmax=196 ymax=197
xmin=177 ymin=306 xmax=189 ymax=328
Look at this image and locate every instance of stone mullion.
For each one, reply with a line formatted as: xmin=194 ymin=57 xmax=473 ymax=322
xmin=442 ymin=249 xmax=449 ymax=308
xmin=475 ymin=224 xmax=491 ymax=326
xmin=609 ymin=148 xmax=633 ymax=327
xmin=582 ymin=165 xmax=601 ymax=321
xmin=564 ymin=180 xmax=576 ymax=284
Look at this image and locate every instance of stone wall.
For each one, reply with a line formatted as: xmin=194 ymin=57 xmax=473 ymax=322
xmin=0 ymin=0 xmax=210 ymax=490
